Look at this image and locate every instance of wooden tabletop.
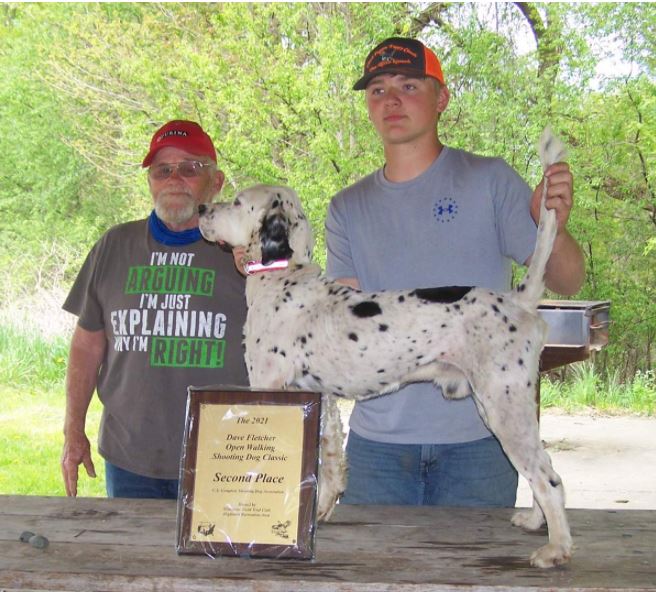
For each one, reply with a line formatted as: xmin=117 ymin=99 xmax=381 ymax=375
xmin=1 ymin=495 xmax=654 ymax=591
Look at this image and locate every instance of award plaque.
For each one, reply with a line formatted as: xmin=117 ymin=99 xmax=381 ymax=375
xmin=176 ymin=387 xmax=321 ymax=559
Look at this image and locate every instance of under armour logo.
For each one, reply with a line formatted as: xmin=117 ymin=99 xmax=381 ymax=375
xmin=433 ymin=198 xmax=458 ymax=223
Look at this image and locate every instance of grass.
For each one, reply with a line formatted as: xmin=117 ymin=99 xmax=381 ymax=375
xmin=0 ymin=385 xmax=106 ymax=496
xmin=0 ymin=324 xmax=105 ymax=496
xmin=0 ymin=323 xmax=654 ymax=496
xmin=541 ymin=363 xmax=655 ymax=415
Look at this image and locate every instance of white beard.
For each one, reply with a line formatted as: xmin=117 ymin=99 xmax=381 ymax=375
xmin=155 ymin=190 xmax=196 ymax=226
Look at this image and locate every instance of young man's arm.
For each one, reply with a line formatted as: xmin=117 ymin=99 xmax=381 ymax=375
xmin=61 ymin=325 xmax=105 ymax=496
xmin=335 ymin=277 xmax=361 ymax=290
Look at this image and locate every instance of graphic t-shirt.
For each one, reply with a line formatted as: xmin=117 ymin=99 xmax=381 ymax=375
xmin=64 ymin=219 xmax=249 ymax=478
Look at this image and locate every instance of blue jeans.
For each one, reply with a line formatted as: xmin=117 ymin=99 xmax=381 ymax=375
xmin=341 ymin=431 xmax=518 ymax=507
xmin=105 ymin=462 xmax=179 ymax=499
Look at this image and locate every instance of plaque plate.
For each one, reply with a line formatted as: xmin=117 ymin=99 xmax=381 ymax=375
xmin=176 ymin=387 xmax=320 ymax=559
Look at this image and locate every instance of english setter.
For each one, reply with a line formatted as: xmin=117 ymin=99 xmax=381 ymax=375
xmin=198 ymin=129 xmax=572 ymax=568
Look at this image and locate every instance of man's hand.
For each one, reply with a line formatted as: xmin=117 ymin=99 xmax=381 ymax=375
xmin=232 ymin=246 xmax=247 ymax=276
xmin=62 ymin=325 xmax=104 ymax=497
xmin=530 ymin=162 xmax=573 ymax=235
xmin=526 ymin=162 xmax=585 ymax=296
xmin=61 ymin=430 xmax=96 ymax=497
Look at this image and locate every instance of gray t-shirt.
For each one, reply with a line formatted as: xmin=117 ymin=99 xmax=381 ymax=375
xmin=325 ymin=146 xmax=537 ymax=444
xmin=64 ymin=219 xmax=249 ymax=478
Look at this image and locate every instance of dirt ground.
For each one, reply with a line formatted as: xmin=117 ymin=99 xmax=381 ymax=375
xmin=338 ymin=403 xmax=656 ymax=510
xmin=516 ymin=411 xmax=656 ymax=509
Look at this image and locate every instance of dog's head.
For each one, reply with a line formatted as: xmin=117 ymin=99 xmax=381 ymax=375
xmin=198 ymin=184 xmax=314 ymax=266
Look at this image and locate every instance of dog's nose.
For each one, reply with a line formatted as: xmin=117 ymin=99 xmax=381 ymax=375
xmin=198 ymin=204 xmax=207 ymax=215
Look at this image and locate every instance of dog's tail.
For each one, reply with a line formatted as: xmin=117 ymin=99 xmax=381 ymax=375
xmin=515 ymin=127 xmax=567 ymax=310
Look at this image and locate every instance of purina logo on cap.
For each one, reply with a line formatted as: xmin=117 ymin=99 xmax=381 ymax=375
xmin=353 ymin=37 xmax=444 ymax=91
xmin=142 ymin=120 xmax=217 ymax=167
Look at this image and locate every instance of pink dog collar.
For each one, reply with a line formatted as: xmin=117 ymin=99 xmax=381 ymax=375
xmin=245 ymin=260 xmax=290 ymax=275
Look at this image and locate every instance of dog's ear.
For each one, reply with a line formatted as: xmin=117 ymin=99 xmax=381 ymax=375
xmin=277 ymin=187 xmax=314 ymax=263
xmin=260 ymin=196 xmax=293 ymax=265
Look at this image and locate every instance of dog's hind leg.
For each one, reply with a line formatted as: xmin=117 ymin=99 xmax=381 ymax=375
xmin=474 ymin=383 xmax=572 ymax=568
xmin=317 ymin=393 xmax=347 ymax=521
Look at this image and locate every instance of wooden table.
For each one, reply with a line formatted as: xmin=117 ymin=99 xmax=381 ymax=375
xmin=1 ymin=495 xmax=653 ymax=591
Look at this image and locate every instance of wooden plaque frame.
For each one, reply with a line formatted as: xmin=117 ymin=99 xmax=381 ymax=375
xmin=176 ymin=387 xmax=320 ymax=559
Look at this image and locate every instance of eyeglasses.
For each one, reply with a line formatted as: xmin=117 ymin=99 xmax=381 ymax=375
xmin=148 ymin=160 xmax=213 ymax=181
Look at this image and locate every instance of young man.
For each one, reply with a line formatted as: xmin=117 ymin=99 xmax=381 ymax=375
xmin=61 ymin=120 xmax=249 ymax=499
xmin=326 ymin=37 xmax=585 ymax=506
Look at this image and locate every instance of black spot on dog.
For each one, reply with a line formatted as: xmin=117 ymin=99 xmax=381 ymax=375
xmin=492 ymin=304 xmax=500 ymax=314
xmin=348 ymin=332 xmax=358 ymax=342
xmin=518 ymin=358 xmax=524 ymax=366
xmin=377 ymin=369 xmax=385 ymax=374
xmin=445 ymin=383 xmax=459 ymax=396
xmin=379 ymin=324 xmax=388 ymax=332
xmin=410 ymin=286 xmax=473 ymax=303
xmin=351 ymin=301 xmax=382 ymax=317
xmin=549 ymin=476 xmax=561 ymax=488
xmin=398 ymin=295 xmax=405 ymax=303
xmin=509 ymin=324 xmax=517 ymax=332
xmin=517 ymin=284 xmax=526 ymax=292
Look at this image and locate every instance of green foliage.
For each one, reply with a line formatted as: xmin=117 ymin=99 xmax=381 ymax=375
xmin=0 ymin=2 xmax=654 ymax=381
xmin=0 ymin=325 xmax=68 ymax=388
xmin=541 ymin=363 xmax=655 ymax=415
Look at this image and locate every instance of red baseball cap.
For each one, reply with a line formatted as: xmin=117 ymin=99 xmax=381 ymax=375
xmin=142 ymin=120 xmax=217 ymax=167
xmin=353 ymin=37 xmax=445 ymax=91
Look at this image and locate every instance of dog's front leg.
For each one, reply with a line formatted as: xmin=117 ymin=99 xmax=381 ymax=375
xmin=245 ymin=349 xmax=290 ymax=391
xmin=317 ymin=394 xmax=347 ymax=521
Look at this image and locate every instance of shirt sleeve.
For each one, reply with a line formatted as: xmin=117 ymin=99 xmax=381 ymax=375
xmin=492 ymin=159 xmax=538 ymax=266
xmin=62 ymin=237 xmax=106 ymax=331
xmin=325 ymin=194 xmax=356 ymax=280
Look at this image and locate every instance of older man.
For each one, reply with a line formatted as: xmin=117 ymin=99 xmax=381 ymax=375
xmin=61 ymin=120 xmax=248 ymax=499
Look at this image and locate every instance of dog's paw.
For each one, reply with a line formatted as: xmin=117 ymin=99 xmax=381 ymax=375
xmin=316 ymin=493 xmax=340 ymax=522
xmin=530 ymin=542 xmax=572 ymax=568
xmin=511 ymin=507 xmax=545 ymax=531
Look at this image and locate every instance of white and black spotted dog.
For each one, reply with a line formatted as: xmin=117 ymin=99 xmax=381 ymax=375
xmin=198 ymin=129 xmax=572 ymax=568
